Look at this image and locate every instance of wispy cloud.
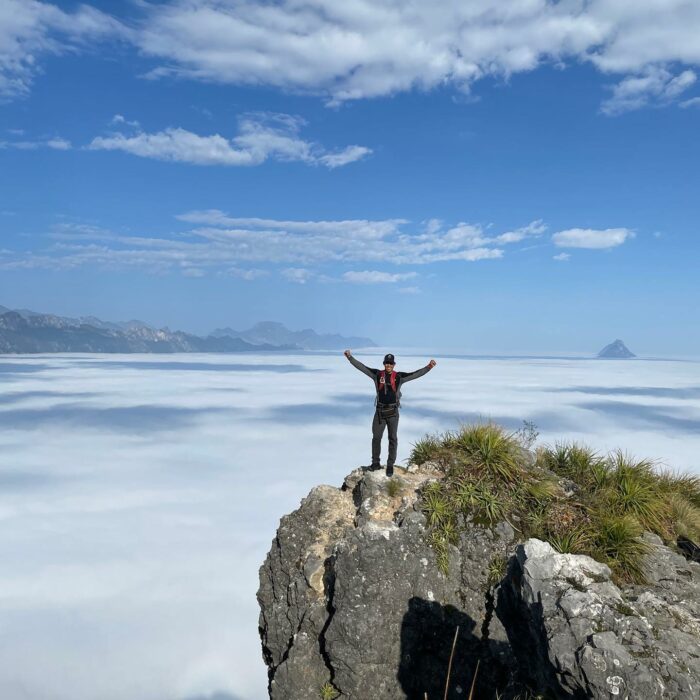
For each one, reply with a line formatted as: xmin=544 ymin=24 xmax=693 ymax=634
xmin=228 ymin=267 xmax=269 ymax=281
xmin=181 ymin=212 xmax=540 ymax=265
xmin=281 ymin=268 xmax=314 ymax=284
xmin=553 ymin=252 xmax=571 ymax=262
xmin=0 ymin=136 xmax=71 ymax=150
xmin=176 ymin=210 xmax=406 ymax=236
xmin=181 ymin=267 xmax=205 ymax=278
xmin=0 ymin=213 xmax=548 ymax=276
xmin=0 ymin=214 xmax=630 ymax=277
xmin=88 ymin=112 xmax=371 ymax=168
xmin=493 ymin=220 xmax=547 ymax=243
xmin=342 ymin=270 xmax=417 ymax=284
xmin=552 ymin=228 xmax=634 ymax=250
xmin=679 ymin=96 xmax=700 ymax=109
xmin=111 ymin=114 xmax=140 ymax=128
xmin=601 ymin=67 xmax=696 ymax=115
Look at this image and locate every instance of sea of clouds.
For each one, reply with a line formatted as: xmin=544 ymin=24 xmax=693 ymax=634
xmin=1 ymin=351 xmax=699 ymax=700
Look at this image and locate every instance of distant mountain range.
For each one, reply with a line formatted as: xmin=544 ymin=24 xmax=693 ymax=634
xmin=211 ymin=321 xmax=377 ymax=351
xmin=0 ymin=306 xmax=375 ymax=354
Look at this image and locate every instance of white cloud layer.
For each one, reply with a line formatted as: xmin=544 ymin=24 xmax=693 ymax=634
xmin=552 ymin=227 xmax=634 ymax=249
xmin=1 ymin=354 xmax=699 ymax=699
xmin=89 ymin=113 xmax=371 ymax=168
xmin=132 ymin=0 xmax=700 ymax=110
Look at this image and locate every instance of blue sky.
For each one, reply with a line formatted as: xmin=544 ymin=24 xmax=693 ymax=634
xmin=1 ymin=0 xmax=699 ymax=354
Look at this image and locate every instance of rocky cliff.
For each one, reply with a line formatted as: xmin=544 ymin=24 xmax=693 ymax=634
xmin=258 ymin=459 xmax=700 ymax=699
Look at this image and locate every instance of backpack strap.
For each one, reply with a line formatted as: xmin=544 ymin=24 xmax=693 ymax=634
xmin=375 ymin=370 xmax=400 ymax=406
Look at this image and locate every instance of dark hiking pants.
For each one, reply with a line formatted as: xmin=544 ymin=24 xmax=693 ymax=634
xmin=372 ymin=408 xmax=399 ymax=467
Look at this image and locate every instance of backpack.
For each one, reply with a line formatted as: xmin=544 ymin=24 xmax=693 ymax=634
xmin=375 ymin=370 xmax=402 ymax=414
xmin=378 ymin=370 xmax=398 ymax=394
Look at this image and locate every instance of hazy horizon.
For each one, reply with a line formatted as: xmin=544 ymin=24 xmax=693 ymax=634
xmin=2 ymin=302 xmax=690 ymax=359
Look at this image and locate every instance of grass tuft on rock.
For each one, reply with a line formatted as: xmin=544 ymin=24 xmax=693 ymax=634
xmin=319 ymin=681 xmax=340 ymax=699
xmin=386 ymin=477 xmax=401 ymax=498
xmin=413 ymin=421 xmax=700 ymax=584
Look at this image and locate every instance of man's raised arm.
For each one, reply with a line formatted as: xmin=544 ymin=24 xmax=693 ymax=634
xmin=398 ymin=359 xmax=437 ymax=383
xmin=344 ymin=350 xmax=376 ymax=379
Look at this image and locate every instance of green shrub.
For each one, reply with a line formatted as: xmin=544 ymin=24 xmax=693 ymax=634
xmin=539 ymin=442 xmax=607 ymax=489
xmin=413 ymin=423 xmax=700 ymax=584
xmin=450 ymin=422 xmax=523 ymax=483
xmin=605 ymin=466 xmax=664 ymax=531
xmin=488 ymin=554 xmax=508 ymax=585
xmin=422 ymin=488 xmax=451 ymax=528
xmin=409 ymin=433 xmax=443 ymax=466
xmin=549 ymin=527 xmax=591 ymax=555
xmin=522 ymin=477 xmax=560 ymax=504
xmin=661 ymin=472 xmax=700 ymax=508
xmin=664 ymin=492 xmax=700 ymax=539
xmin=429 ymin=529 xmax=451 ymax=574
xmin=594 ymin=514 xmax=651 ymax=583
xmin=471 ymin=482 xmax=508 ymax=526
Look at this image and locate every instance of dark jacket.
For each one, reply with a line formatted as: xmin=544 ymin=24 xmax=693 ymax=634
xmin=347 ymin=355 xmax=432 ymax=405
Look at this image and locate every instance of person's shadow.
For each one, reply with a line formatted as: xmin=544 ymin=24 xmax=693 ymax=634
xmin=398 ymin=597 xmax=509 ymax=699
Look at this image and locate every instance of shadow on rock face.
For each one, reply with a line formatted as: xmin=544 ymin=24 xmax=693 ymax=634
xmin=495 ymin=558 xmax=582 ymax=700
xmin=398 ymin=597 xmax=506 ymax=699
xmin=398 ymin=591 xmax=582 ymax=699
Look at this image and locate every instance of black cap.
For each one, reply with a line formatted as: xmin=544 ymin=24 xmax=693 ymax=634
xmin=383 ymin=353 xmax=395 ymax=364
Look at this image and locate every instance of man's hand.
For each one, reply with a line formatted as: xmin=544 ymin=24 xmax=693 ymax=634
xmin=428 ymin=359 xmax=437 ymax=368
xmin=344 ymin=349 xmax=352 ymax=358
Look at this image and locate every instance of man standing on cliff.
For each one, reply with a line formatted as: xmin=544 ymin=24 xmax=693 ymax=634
xmin=344 ymin=350 xmax=437 ymax=476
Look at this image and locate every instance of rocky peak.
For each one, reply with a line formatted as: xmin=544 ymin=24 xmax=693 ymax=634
xmin=598 ymin=339 xmax=636 ymax=358
xmin=258 ymin=462 xmax=700 ymax=699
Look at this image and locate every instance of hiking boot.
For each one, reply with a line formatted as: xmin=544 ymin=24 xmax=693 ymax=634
xmin=366 ymin=463 xmax=382 ymax=471
xmin=386 ymin=464 xmax=394 ymax=477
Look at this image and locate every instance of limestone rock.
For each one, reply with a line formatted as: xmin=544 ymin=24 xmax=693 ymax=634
xmin=500 ymin=538 xmax=700 ymax=699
